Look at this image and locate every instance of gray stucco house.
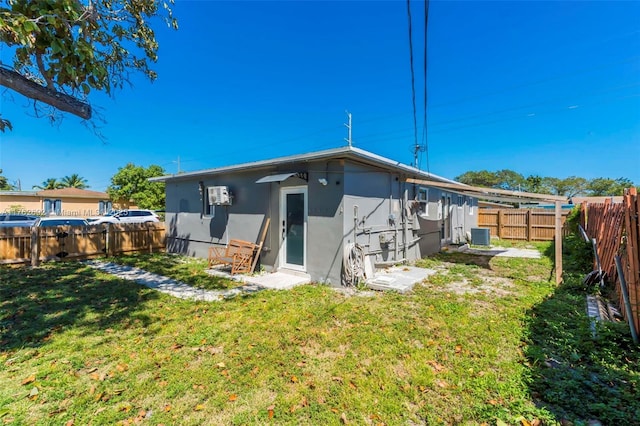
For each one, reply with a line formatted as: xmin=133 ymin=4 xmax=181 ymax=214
xmin=152 ymin=146 xmax=478 ymax=286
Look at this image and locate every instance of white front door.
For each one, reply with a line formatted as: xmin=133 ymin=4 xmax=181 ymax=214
xmin=279 ymin=186 xmax=307 ymax=271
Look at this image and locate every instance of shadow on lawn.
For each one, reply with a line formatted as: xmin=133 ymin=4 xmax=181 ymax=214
xmin=525 ymin=236 xmax=640 ymax=424
xmin=0 ymin=262 xmax=158 ymax=351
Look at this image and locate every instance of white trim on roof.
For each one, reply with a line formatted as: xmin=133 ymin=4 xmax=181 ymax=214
xmin=150 ymin=146 xmax=458 ymax=184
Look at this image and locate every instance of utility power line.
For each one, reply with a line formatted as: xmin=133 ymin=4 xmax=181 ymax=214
xmin=406 ymin=0 xmax=419 ymax=168
xmin=421 ymin=0 xmax=430 ymax=173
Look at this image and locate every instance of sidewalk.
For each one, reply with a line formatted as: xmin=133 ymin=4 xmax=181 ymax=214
xmin=84 ymin=260 xmax=263 ymax=301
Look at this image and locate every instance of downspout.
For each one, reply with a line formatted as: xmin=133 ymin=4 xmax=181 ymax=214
xmin=390 ymin=173 xmax=398 ymax=261
xmin=403 ymin=184 xmax=409 ymax=261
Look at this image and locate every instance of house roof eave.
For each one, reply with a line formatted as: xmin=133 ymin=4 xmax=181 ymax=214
xmin=149 ymin=146 xmax=458 ymax=185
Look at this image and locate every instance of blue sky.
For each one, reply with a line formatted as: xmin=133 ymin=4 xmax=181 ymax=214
xmin=1 ymin=0 xmax=639 ymax=191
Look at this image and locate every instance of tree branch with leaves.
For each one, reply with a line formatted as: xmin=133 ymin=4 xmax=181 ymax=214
xmin=0 ymin=0 xmax=177 ymax=130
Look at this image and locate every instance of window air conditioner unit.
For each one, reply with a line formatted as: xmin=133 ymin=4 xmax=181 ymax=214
xmin=208 ymin=186 xmax=231 ymax=205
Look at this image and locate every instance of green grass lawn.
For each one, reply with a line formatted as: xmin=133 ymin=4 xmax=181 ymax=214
xmin=1 ymin=243 xmax=638 ymax=425
xmin=105 ymin=252 xmax=239 ymax=291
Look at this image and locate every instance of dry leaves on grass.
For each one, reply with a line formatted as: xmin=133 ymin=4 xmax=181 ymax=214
xmin=21 ymin=375 xmax=36 ymax=385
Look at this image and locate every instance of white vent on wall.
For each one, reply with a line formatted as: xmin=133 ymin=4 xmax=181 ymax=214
xmin=208 ymin=186 xmax=231 ymax=205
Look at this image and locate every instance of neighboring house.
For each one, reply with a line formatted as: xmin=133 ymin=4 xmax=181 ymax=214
xmin=152 ymin=146 xmax=478 ymax=286
xmin=478 ymin=200 xmax=514 ymax=209
xmin=570 ymin=196 xmax=624 ymax=205
xmin=0 ymin=188 xmax=124 ymax=217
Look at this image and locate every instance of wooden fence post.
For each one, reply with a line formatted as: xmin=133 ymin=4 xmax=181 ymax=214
xmin=148 ymin=223 xmax=153 ymax=254
xmin=498 ymin=210 xmax=504 ymax=239
xmin=105 ymin=224 xmax=112 ymax=257
xmin=555 ymin=201 xmax=563 ymax=285
xmin=527 ymin=210 xmax=532 ymax=241
xmin=30 ymin=226 xmax=40 ymax=267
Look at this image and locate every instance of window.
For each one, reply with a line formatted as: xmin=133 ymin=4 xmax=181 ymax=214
xmin=417 ymin=187 xmax=429 ymax=216
xmin=44 ymin=199 xmax=62 ymax=215
xmin=468 ymin=197 xmax=474 ymax=215
xmin=98 ymin=200 xmax=113 ymax=215
xmin=457 ymin=195 xmax=464 ymax=208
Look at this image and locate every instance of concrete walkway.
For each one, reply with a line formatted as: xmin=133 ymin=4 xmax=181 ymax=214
xmin=83 ymin=260 xmax=264 ymax=301
xmin=456 ymin=244 xmax=542 ymax=259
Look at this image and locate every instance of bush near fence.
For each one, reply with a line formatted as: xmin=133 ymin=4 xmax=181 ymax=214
xmin=581 ymin=189 xmax=640 ymax=336
xmin=0 ymin=222 xmax=166 ymax=265
xmin=478 ymin=208 xmax=571 ymax=241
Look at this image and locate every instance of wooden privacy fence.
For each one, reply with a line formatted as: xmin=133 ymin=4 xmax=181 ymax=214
xmin=581 ymin=189 xmax=640 ymax=336
xmin=0 ymin=223 xmax=165 ymax=265
xmin=478 ymin=208 xmax=570 ymax=241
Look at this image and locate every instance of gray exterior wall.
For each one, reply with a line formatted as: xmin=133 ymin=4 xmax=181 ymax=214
xmin=164 ymin=157 xmax=477 ymax=287
xmin=164 ymin=160 xmax=346 ymax=284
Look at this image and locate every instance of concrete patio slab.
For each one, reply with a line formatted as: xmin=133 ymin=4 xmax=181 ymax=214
xmin=456 ymin=245 xmax=541 ymax=259
xmin=241 ymin=271 xmax=311 ymax=290
xmin=205 ymin=266 xmax=310 ymax=290
xmin=365 ymin=266 xmax=437 ymax=293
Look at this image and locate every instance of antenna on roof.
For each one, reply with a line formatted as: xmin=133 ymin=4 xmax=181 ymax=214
xmin=344 ymin=110 xmax=352 ymax=147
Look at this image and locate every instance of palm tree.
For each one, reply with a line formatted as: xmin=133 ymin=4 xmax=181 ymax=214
xmin=0 ymin=169 xmax=15 ymax=190
xmin=60 ymin=174 xmax=89 ymax=189
xmin=33 ymin=178 xmax=62 ymax=190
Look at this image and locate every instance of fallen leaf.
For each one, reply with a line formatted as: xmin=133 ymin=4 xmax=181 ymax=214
xmin=455 ymin=345 xmax=462 ymax=354
xmin=531 ymin=420 xmax=541 ymax=426
xmin=65 ymin=420 xmax=74 ymax=426
xmin=207 ymin=346 xmax=223 ymax=355
xmin=348 ymin=381 xmax=357 ymax=390
xmin=289 ymin=405 xmax=297 ymax=413
xmin=116 ymin=364 xmax=128 ymax=372
xmin=340 ymin=412 xmax=348 ymax=424
xmin=170 ymin=343 xmax=183 ymax=351
xmin=436 ymin=379 xmax=448 ymax=388
xmin=21 ymin=375 xmax=36 ymax=386
xmin=267 ymin=405 xmax=275 ymax=419
xmin=427 ymin=360 xmax=446 ymax=373
xmin=301 ymin=396 xmax=309 ymax=407
xmin=28 ymin=387 xmax=39 ymax=399
xmin=228 ymin=394 xmax=237 ymax=402
xmin=89 ymin=385 xmax=96 ymax=395
xmin=291 ymin=376 xmax=298 ymax=383
xmin=163 ymin=405 xmax=171 ymax=412
xmin=488 ymin=399 xmax=498 ymax=405
xmin=331 ymin=376 xmax=343 ymax=383
xmin=94 ymin=392 xmax=103 ymax=402
xmin=216 ymin=362 xmax=226 ymax=368
xmin=194 ymin=404 xmax=204 ymax=411
xmin=521 ymin=420 xmax=532 ymax=426
xmin=158 ymin=380 xmax=168 ymax=387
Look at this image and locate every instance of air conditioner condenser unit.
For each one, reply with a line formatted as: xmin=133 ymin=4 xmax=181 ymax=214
xmin=208 ymin=186 xmax=231 ymax=205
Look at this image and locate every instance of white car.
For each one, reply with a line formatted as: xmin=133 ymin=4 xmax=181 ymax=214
xmin=35 ymin=216 xmax=89 ymax=227
xmin=88 ymin=209 xmax=160 ymax=225
xmin=0 ymin=214 xmax=39 ymax=227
